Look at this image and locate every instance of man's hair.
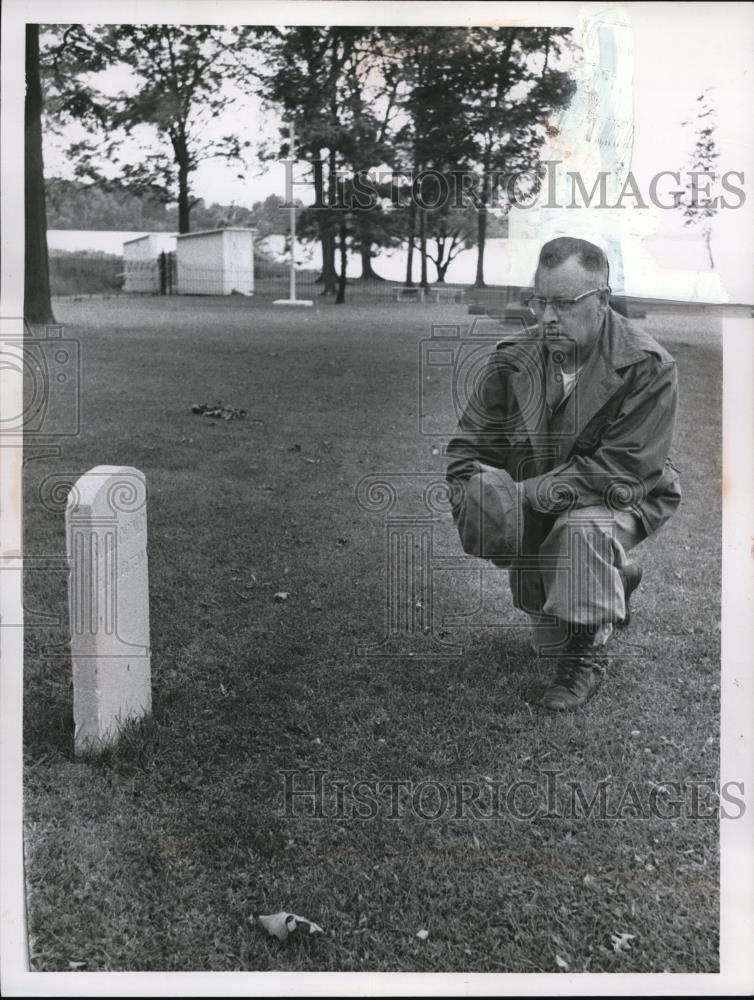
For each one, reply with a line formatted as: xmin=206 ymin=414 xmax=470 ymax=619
xmin=536 ymin=237 xmax=610 ymax=285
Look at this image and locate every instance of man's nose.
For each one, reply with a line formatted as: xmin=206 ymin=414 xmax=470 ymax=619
xmin=541 ymin=301 xmax=558 ymax=324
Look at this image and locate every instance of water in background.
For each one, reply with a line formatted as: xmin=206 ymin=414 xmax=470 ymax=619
xmin=48 ymin=230 xmax=155 ymax=255
xmin=48 ymin=229 xmax=747 ymax=304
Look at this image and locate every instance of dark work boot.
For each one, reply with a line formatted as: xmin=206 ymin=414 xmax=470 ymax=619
xmin=617 ymin=561 xmax=643 ymax=629
xmin=541 ymin=624 xmax=605 ymax=711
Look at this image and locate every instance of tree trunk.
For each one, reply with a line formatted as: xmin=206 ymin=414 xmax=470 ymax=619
xmin=176 ymin=148 xmax=191 ymax=233
xmin=319 ymin=149 xmax=338 ymax=295
xmin=474 ymin=209 xmax=487 ymax=288
xmin=24 ymin=24 xmax=54 ymax=325
xmin=312 ymin=150 xmax=336 ymax=293
xmin=474 ymin=169 xmax=490 ymax=289
xmin=434 ymin=235 xmax=450 ymax=282
xmin=405 ymin=199 xmax=416 ymax=286
xmin=474 ymin=205 xmax=488 ymax=288
xmin=419 ymin=208 xmax=429 ymax=290
xmin=360 ymin=242 xmax=382 ymax=280
xmin=321 ymin=229 xmax=336 ymax=294
xmin=335 ymin=216 xmax=348 ymax=304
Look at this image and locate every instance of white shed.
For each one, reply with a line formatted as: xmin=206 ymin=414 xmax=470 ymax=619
xmin=122 ymin=233 xmax=177 ymax=292
xmin=175 ymin=228 xmax=256 ymax=296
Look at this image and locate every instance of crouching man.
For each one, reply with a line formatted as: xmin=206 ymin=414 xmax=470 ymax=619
xmin=446 ymin=237 xmax=681 ymax=710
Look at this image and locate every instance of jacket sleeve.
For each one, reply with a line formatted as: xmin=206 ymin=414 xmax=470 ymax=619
xmin=445 ymin=348 xmax=514 ymax=498
xmin=521 ymin=355 xmax=678 ymax=515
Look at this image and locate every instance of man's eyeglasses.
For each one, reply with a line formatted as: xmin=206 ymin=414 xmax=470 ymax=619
xmin=524 ymin=286 xmax=610 ymax=316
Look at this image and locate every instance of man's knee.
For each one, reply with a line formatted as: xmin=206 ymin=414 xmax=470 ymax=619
xmin=539 ymin=505 xmax=620 ymax=558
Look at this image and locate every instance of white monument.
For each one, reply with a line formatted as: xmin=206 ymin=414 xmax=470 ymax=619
xmin=66 ymin=466 xmax=151 ymax=754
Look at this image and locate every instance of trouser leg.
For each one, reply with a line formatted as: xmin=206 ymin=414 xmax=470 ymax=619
xmin=538 ymin=505 xmax=646 ymax=627
xmin=506 ymin=505 xmax=552 ymax=618
xmin=506 ymin=506 xmax=645 ymax=652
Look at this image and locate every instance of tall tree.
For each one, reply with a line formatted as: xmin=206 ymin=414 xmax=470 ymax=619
xmin=25 ymin=24 xmax=55 ymax=324
xmin=680 ymin=90 xmax=719 ymax=269
xmin=390 ymin=28 xmax=478 ymax=289
xmin=462 ymin=27 xmax=576 ymax=287
xmin=258 ymin=27 xmax=348 ymax=294
xmin=43 ymin=25 xmax=249 ymax=233
xmin=257 ymin=26 xmax=396 ymax=297
xmin=340 ymin=47 xmax=400 ymax=282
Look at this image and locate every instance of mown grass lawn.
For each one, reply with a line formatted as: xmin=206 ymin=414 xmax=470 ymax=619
xmin=23 ymin=295 xmax=721 ymax=972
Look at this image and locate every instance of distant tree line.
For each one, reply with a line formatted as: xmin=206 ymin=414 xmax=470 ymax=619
xmin=45 ymin=179 xmax=292 ymax=236
xmin=45 ymin=176 xmax=510 ymax=244
xmin=27 ymin=24 xmax=576 ymax=316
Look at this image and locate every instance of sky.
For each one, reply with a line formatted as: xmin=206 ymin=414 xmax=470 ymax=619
xmin=42 ymin=7 xmax=752 ymax=207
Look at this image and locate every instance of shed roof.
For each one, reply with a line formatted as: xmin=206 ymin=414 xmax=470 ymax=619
xmin=122 ymin=232 xmax=177 ymax=245
xmin=176 ymin=227 xmax=258 ymax=240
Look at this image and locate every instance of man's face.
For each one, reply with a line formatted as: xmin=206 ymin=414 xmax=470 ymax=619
xmin=533 ymin=256 xmax=609 ymax=364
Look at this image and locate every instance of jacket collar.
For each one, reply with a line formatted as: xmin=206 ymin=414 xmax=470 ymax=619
xmin=508 ymin=308 xmax=647 ymax=445
xmin=602 ymin=307 xmax=660 ymax=369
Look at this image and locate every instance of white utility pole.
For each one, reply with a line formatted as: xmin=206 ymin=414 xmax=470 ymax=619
xmin=274 ymin=121 xmax=313 ymax=307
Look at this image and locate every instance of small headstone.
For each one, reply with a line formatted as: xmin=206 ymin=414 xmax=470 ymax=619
xmin=66 ymin=466 xmax=151 ymax=754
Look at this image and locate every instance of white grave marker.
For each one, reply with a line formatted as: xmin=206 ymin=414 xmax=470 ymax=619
xmin=66 ymin=466 xmax=151 ymax=754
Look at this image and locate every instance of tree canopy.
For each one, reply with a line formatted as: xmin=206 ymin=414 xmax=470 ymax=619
xmin=42 ymin=24 xmax=250 ymax=233
xmin=33 ymin=23 xmax=577 ymax=303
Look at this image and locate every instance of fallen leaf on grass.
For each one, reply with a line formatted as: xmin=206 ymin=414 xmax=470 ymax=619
xmin=555 ymin=954 xmax=569 ymax=970
xmin=254 ymin=912 xmax=324 ymax=941
xmin=611 ymin=932 xmax=636 ymax=954
xmin=68 ymin=960 xmax=87 ymax=970
xmin=416 ymin=928 xmax=429 ymax=940
xmin=273 ymin=592 xmax=289 ymax=602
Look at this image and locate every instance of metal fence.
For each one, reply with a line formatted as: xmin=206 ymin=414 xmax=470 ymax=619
xmin=49 ymin=254 xmax=124 ymax=297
